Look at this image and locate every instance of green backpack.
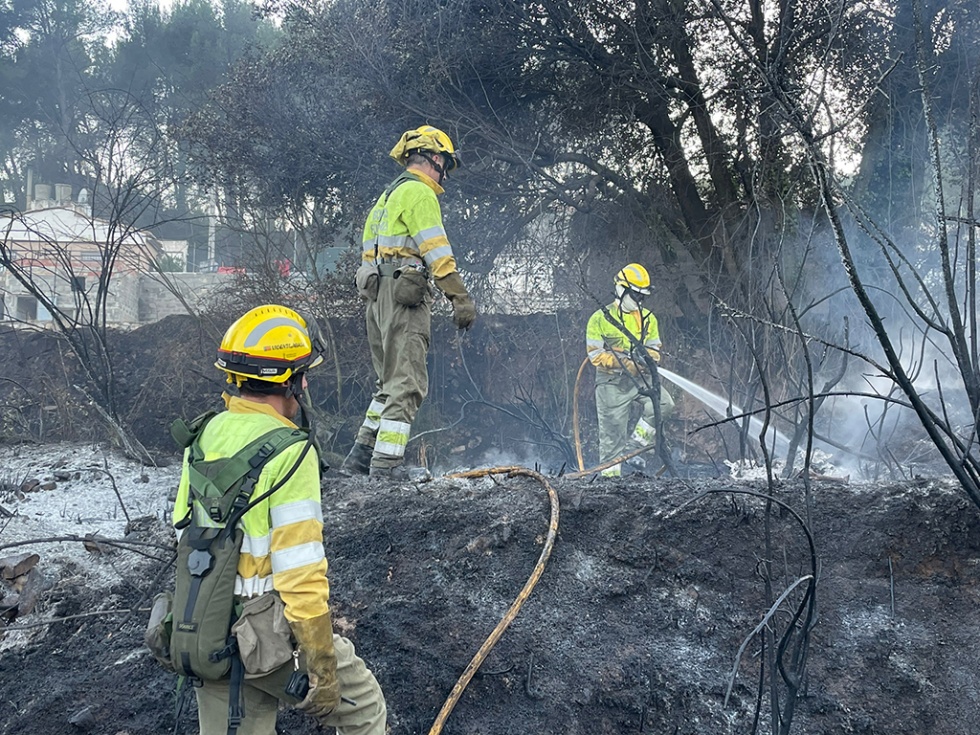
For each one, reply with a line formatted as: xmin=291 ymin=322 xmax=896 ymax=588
xmin=167 ymin=412 xmax=310 ymax=682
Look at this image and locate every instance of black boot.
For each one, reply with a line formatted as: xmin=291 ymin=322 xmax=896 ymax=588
xmin=624 ymin=455 xmax=647 ymax=475
xmin=339 ymin=442 xmax=373 ymax=476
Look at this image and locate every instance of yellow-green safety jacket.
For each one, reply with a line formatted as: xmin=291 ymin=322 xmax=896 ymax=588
xmin=361 ymin=169 xmax=458 ymax=279
xmin=172 ymin=393 xmax=330 ymax=623
xmin=586 ymin=303 xmax=662 ymax=374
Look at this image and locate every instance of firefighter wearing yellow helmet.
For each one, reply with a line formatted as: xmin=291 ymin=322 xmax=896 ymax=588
xmin=342 ymin=125 xmax=477 ymax=480
xmin=215 ymin=304 xmax=325 ymax=386
xmin=586 ymin=265 xmax=675 ymax=477
xmin=174 ymin=305 xmax=387 ymax=734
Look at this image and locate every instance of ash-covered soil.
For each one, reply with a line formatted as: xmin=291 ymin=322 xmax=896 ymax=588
xmin=1 ymin=463 xmax=978 ymax=735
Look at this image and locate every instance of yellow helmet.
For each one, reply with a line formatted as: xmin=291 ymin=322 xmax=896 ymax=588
xmin=614 ymin=263 xmax=651 ymax=295
xmin=389 ymin=125 xmax=460 ymax=171
xmin=215 ymin=304 xmax=324 ymax=385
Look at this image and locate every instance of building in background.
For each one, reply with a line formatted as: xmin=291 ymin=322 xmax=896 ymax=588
xmin=0 ymin=184 xmax=227 ymax=325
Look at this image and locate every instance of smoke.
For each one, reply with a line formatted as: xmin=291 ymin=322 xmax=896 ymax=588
xmin=786 ymin=199 xmax=975 ymax=479
xmin=435 ymin=445 xmax=570 ymax=476
xmin=698 ymin=191 xmax=974 ymax=481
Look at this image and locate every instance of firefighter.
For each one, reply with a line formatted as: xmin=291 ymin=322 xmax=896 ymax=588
xmin=176 ymin=305 xmax=387 ymax=734
xmin=342 ymin=125 xmax=477 ymax=480
xmin=586 ymin=264 xmax=675 ymax=477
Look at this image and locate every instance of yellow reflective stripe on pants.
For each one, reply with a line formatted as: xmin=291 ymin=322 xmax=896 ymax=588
xmin=360 ymin=399 xmax=384 ymax=432
xmin=631 ymin=417 xmax=656 ymax=445
xmin=375 ymin=419 xmax=411 ymax=457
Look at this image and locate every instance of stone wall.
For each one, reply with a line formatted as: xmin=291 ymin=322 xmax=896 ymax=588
xmin=137 ymin=272 xmax=230 ymax=322
xmin=0 ymin=271 xmax=230 ymax=326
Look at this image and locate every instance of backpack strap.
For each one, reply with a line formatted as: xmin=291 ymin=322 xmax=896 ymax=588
xmin=170 ymin=411 xmax=217 ymax=450
xmin=227 ymin=655 xmax=245 ymax=735
xmin=370 ymin=171 xmax=419 ymax=264
xmin=389 ymin=170 xmax=417 ymax=195
xmin=173 ymin=674 xmax=194 ymax=735
xmin=171 ymin=411 xmax=220 ymax=531
xmin=187 ymin=426 xmax=309 ymax=527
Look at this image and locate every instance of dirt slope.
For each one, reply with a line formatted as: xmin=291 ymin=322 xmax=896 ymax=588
xmin=1 ymin=468 xmax=978 ymax=735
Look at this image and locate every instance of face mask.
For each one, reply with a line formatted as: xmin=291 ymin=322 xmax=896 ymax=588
xmin=619 ymin=293 xmax=639 ymax=312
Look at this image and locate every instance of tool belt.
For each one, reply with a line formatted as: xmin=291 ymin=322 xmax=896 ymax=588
xmin=595 ymin=367 xmax=637 ymax=387
xmin=377 ymin=257 xmax=426 ymax=277
xmin=376 ymin=259 xmax=430 ymax=306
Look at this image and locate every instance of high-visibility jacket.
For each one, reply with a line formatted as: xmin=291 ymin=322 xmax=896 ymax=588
xmin=361 ymin=169 xmax=458 ymax=280
xmin=172 ymin=394 xmax=329 ymax=623
xmin=586 ymin=303 xmax=662 ymax=373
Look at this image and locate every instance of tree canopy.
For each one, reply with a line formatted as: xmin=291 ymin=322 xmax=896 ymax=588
xmin=5 ymin=0 xmax=980 ymax=501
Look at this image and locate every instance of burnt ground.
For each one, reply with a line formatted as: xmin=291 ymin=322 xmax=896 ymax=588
xmin=1 ymin=470 xmax=979 ymax=735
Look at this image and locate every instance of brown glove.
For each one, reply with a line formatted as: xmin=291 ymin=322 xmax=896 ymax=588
xmin=632 ymin=347 xmax=661 ymax=365
xmin=612 ymin=351 xmax=639 ymax=375
xmin=436 ymin=272 xmax=477 ymax=330
xmin=289 ymin=612 xmax=340 ymax=720
xmin=639 ymin=344 xmax=662 ymax=363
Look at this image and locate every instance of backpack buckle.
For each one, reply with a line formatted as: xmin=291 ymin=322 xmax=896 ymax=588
xmin=249 ymin=441 xmax=277 ymax=468
xmin=209 ymin=639 xmax=239 ymax=663
xmin=206 ymin=496 xmax=230 ymax=522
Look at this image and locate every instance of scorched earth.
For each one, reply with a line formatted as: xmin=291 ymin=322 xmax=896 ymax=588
xmin=0 ymin=441 xmax=976 ymax=735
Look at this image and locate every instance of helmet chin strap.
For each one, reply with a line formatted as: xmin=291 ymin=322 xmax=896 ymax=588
xmin=419 ymin=151 xmax=447 ymax=185
xmin=285 ymin=375 xmax=315 ymax=433
xmin=283 ymin=374 xmax=329 ymax=471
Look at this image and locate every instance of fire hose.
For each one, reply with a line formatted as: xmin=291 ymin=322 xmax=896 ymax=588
xmin=448 ymin=333 xmax=656 ymax=479
xmin=570 ymin=356 xmax=664 ymax=479
xmin=428 ymin=466 xmax=560 ymax=735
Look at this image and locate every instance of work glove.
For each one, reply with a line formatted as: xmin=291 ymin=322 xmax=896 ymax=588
xmin=622 ymin=357 xmax=640 ymax=376
xmin=289 ymin=612 xmax=340 ymax=720
xmin=436 ymin=272 xmax=477 ymax=330
xmin=632 ymin=346 xmax=661 ymax=364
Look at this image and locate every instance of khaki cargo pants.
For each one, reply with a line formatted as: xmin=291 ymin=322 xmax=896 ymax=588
xmin=196 ymin=634 xmax=386 ymax=735
xmin=595 ymin=371 xmax=674 ymax=475
xmin=355 ymin=271 xmax=432 ymax=469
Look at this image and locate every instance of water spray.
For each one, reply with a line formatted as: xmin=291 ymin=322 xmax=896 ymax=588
xmin=657 ymin=367 xmax=794 ymax=458
xmin=571 ymin=358 xmax=798 ymax=473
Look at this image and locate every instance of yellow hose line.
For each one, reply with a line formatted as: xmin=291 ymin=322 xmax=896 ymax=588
xmin=563 ymin=444 xmax=659 ymax=480
xmin=429 ymin=466 xmax=561 ymax=735
xmin=572 ymin=357 xmax=589 ymax=472
xmin=570 ymin=357 xmax=661 ymax=479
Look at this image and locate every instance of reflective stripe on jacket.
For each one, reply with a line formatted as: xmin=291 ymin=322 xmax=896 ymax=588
xmin=586 ymin=303 xmax=662 ymax=373
xmin=172 ymin=394 xmax=329 ymax=623
xmin=361 ymin=169 xmax=458 ymax=279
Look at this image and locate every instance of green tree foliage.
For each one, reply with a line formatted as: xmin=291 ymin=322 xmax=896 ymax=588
xmin=0 ymin=0 xmax=279 ymax=453
xmin=0 ymin=0 xmax=277 ymax=242
xmin=0 ymin=0 xmax=113 ymax=201
xmin=184 ymin=33 xmax=380 ymax=251
xmin=851 ymin=0 xmax=980 ymax=239
xmin=107 ymin=0 xmax=279 ymax=250
xmin=198 ymin=0 xmax=895 ymax=308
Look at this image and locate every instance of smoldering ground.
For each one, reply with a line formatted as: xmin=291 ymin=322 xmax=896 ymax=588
xmin=0 ymin=440 xmax=977 ymax=735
